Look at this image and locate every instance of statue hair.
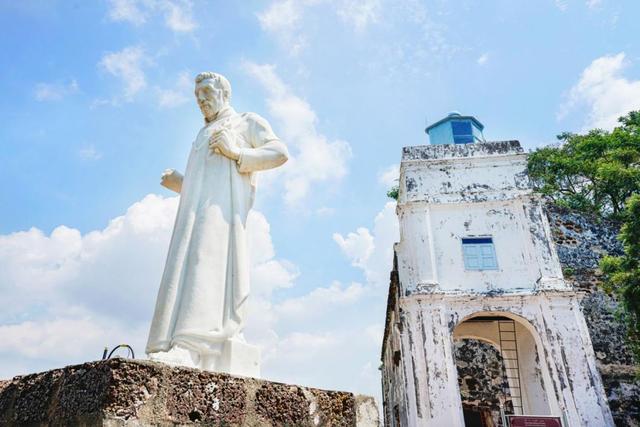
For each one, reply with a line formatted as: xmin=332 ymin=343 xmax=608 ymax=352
xmin=195 ymin=72 xmax=231 ymax=102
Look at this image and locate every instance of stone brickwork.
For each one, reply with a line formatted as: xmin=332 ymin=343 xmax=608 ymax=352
xmin=0 ymin=358 xmax=379 ymax=426
xmin=383 ymin=141 xmax=615 ymax=426
xmin=454 ymin=339 xmax=512 ymax=426
xmin=450 ymin=205 xmax=639 ymax=426
xmin=546 ymin=204 xmax=639 ymax=427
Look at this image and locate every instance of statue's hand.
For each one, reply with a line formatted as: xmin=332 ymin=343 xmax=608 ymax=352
xmin=209 ymin=128 xmax=241 ymax=161
xmin=160 ymin=168 xmax=184 ymax=194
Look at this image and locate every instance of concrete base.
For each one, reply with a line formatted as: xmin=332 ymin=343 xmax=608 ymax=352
xmin=0 ymin=358 xmax=380 ymax=426
xmin=148 ymin=339 xmax=261 ymax=378
xmin=220 ymin=339 xmax=260 ymax=378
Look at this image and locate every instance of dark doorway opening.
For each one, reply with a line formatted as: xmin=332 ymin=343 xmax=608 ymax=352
xmin=463 ymin=406 xmax=495 ymax=427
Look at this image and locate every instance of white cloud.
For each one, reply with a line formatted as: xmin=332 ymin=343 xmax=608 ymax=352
xmin=78 ymin=145 xmax=103 ymax=161
xmin=556 ymin=0 xmax=604 ymax=11
xmin=559 ymin=52 xmax=640 ymax=130
xmin=99 ymin=46 xmax=148 ymax=100
xmin=258 ymin=0 xmax=302 ymax=31
xmin=586 ymin=0 xmax=602 ymax=9
xmin=34 ymin=79 xmax=78 ymax=101
xmin=90 ymin=98 xmax=111 ymax=109
xmin=0 ymin=317 xmax=145 ymax=361
xmin=1 ymin=187 xmax=403 ymax=408
xmin=106 ymin=0 xmax=196 ymax=33
xmin=377 ymin=164 xmax=399 ymax=189
xmin=257 ymin=0 xmax=459 ymax=82
xmin=477 ymin=52 xmax=489 ymax=66
xmin=337 ymin=0 xmax=381 ymax=33
xmin=107 ymin=0 xmax=147 ymax=25
xmin=261 ymin=324 xmax=383 ymax=394
xmin=268 ymin=331 xmax=339 ymax=369
xmin=242 ymin=62 xmax=352 ymax=208
xmin=334 ymin=202 xmax=398 ymax=287
xmin=247 ymin=211 xmax=299 ymax=297
xmin=276 ymin=281 xmax=364 ymax=322
xmin=555 ymin=0 xmax=569 ymax=11
xmin=0 ymin=194 xmax=300 ymax=375
xmin=0 ymin=193 xmax=383 ymax=402
xmin=333 ymin=228 xmax=374 ymax=270
xmin=313 ymin=200 xmax=401 ymax=402
xmin=316 ymin=206 xmax=336 ymax=216
xmin=257 ymin=0 xmax=311 ymax=55
xmin=258 ymin=0 xmax=382 ymax=54
xmin=156 ymin=71 xmax=191 ymax=108
xmin=0 ymin=195 xmax=178 ymax=376
xmin=0 ymin=195 xmax=176 ymax=326
xmin=160 ymin=0 xmax=196 ymax=32
xmin=365 ymin=323 xmax=383 ymax=345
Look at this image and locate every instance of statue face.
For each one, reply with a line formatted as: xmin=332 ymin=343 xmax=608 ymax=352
xmin=195 ymin=80 xmax=226 ymax=121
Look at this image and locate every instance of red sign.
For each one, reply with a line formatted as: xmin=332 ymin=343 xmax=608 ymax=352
xmin=508 ymin=415 xmax=562 ymax=427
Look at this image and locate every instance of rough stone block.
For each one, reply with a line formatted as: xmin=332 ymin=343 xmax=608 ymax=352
xmin=0 ymin=358 xmax=379 ymax=426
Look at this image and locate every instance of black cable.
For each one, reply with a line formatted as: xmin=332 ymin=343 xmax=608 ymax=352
xmin=106 ymin=344 xmax=135 ymax=359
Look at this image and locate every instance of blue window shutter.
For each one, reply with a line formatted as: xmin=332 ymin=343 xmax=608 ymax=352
xmin=463 ymin=245 xmax=480 ymax=269
xmin=453 ymin=135 xmax=474 ymax=144
xmin=462 ymin=237 xmax=498 ymax=270
xmin=451 ymin=121 xmax=472 ymax=136
xmin=480 ymin=245 xmax=497 ymax=269
xmin=452 ymin=121 xmax=474 ymax=144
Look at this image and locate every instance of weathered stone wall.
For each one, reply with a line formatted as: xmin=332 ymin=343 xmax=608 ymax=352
xmin=0 ymin=358 xmax=379 ymax=427
xmin=454 ymin=339 xmax=512 ymax=426
xmin=382 ymin=141 xmax=614 ymax=426
xmin=451 ymin=206 xmax=640 ymax=426
xmin=546 ymin=204 xmax=639 ymax=427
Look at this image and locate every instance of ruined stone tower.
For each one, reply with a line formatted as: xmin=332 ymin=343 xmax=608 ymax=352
xmin=380 ymin=114 xmax=614 ymax=426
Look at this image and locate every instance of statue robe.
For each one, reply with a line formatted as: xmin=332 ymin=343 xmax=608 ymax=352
xmin=146 ymin=107 xmax=288 ymax=355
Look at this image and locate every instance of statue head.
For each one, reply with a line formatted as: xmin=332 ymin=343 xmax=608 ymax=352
xmin=194 ymin=72 xmax=232 ymax=122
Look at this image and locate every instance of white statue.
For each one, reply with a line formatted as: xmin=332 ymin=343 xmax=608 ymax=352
xmin=146 ymin=72 xmax=288 ymax=377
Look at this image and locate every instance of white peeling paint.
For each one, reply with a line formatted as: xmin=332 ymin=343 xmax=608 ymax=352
xmin=381 ymin=142 xmax=614 ymax=427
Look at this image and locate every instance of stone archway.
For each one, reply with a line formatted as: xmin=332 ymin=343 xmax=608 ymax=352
xmin=454 ymin=338 xmax=511 ymax=426
xmin=452 ymin=312 xmax=558 ymax=426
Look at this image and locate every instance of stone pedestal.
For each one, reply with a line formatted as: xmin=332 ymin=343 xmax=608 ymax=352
xmin=219 ymin=339 xmax=260 ymax=378
xmin=149 ymin=339 xmax=261 ymax=378
xmin=0 ymin=358 xmax=379 ymax=426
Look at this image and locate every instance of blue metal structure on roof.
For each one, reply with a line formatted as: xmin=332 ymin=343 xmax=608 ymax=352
xmin=425 ymin=112 xmax=485 ymax=145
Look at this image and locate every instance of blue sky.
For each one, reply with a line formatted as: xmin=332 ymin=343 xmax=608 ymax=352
xmin=1 ymin=0 xmax=640 ymax=404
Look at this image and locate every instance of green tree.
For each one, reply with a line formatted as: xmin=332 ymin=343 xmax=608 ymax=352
xmin=528 ymin=110 xmax=640 ymax=361
xmin=386 ymin=185 xmax=399 ymax=201
xmin=528 ymin=111 xmax=640 ymax=219
xmin=600 ymin=194 xmax=640 ymax=360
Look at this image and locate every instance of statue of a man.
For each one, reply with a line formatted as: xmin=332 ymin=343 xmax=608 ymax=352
xmin=146 ymin=72 xmax=288 ymax=376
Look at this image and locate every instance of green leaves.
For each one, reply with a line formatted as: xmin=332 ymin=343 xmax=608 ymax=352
xmin=386 ymin=186 xmax=399 ymax=201
xmin=528 ymin=111 xmax=640 ymax=219
xmin=529 ymin=111 xmax=640 ymax=362
xmin=599 ymin=195 xmax=640 ymax=361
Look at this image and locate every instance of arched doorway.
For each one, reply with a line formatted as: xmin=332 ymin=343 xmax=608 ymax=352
xmin=454 ymin=337 xmax=510 ymax=426
xmin=452 ymin=312 xmax=558 ymax=427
